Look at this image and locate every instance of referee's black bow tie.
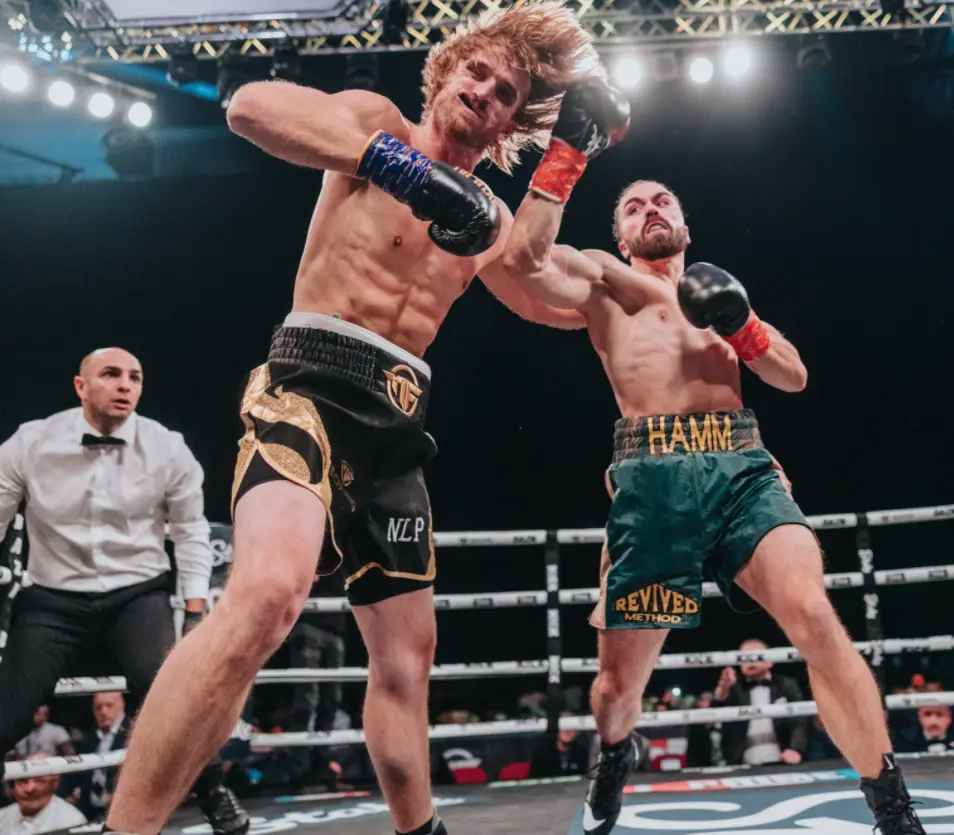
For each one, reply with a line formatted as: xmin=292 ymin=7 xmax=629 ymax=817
xmin=81 ymin=434 xmax=125 ymax=447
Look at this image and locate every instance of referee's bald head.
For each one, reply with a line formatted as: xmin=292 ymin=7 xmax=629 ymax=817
xmin=79 ymin=347 xmax=141 ymax=378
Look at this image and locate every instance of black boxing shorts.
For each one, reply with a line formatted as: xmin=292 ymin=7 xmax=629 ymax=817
xmin=231 ymin=312 xmax=437 ymax=607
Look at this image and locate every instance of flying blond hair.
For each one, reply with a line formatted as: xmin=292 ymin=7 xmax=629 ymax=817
xmin=420 ymin=1 xmax=599 ymax=173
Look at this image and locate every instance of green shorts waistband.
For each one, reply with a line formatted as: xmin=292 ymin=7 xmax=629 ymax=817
xmin=612 ymin=409 xmax=762 ymax=462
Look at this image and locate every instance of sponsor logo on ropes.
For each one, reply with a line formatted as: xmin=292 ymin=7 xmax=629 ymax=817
xmin=178 ymin=796 xmax=466 ymax=833
xmin=644 ymin=413 xmax=732 ymax=455
xmin=209 ymin=536 xmax=233 ymax=568
xmin=624 ymin=769 xmax=859 ymax=794
xmin=570 ymin=785 xmax=954 ymax=833
xmin=614 ymin=583 xmax=700 ymax=625
xmin=384 ymin=364 xmax=423 ymax=416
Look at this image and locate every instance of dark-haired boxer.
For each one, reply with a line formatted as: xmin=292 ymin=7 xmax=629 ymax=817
xmin=501 ymin=178 xmax=925 ymax=835
xmin=105 ymin=6 xmax=630 ymax=835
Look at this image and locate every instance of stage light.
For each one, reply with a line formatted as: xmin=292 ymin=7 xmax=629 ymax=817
xmin=167 ymin=50 xmax=199 ymax=87
xmin=381 ymin=0 xmax=409 ymax=45
xmin=723 ymin=45 xmax=753 ymax=79
xmin=217 ymin=58 xmax=255 ymax=110
xmin=88 ymin=91 xmax=115 ymax=119
xmin=127 ymin=101 xmax=153 ymax=128
xmin=613 ymin=56 xmax=642 ymax=90
xmin=672 ymin=687 xmax=682 ymax=697
xmin=270 ymin=41 xmax=302 ymax=82
xmin=0 ymin=63 xmax=31 ymax=93
xmin=689 ymin=56 xmax=714 ymax=84
xmin=47 ymin=79 xmax=75 ymax=107
xmin=797 ymin=37 xmax=831 ymax=70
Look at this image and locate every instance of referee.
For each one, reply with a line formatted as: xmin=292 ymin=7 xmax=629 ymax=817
xmin=0 ymin=347 xmax=248 ymax=834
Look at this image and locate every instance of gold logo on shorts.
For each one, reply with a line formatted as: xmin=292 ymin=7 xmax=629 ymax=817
xmin=340 ymin=460 xmax=354 ymax=488
xmin=384 ymin=364 xmax=423 ymax=416
xmin=614 ymin=583 xmax=700 ymax=625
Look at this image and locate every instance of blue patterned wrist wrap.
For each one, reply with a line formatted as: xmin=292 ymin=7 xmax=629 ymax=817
xmin=355 ymin=130 xmax=432 ymax=204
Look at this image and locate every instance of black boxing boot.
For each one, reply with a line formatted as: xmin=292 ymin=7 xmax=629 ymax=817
xmin=194 ymin=763 xmax=249 ymax=835
xmin=861 ymin=754 xmax=925 ymax=834
xmin=397 ymin=811 xmax=446 ymax=834
xmin=196 ymin=786 xmax=249 ymax=835
xmin=582 ymin=732 xmax=645 ymax=835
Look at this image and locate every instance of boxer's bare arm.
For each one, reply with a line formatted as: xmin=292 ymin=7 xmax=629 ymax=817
xmin=501 ymin=192 xmax=605 ymax=311
xmin=226 ymin=82 xmax=407 ymax=174
xmin=743 ymin=322 xmax=808 ymax=392
xmin=478 ymin=204 xmax=586 ymax=329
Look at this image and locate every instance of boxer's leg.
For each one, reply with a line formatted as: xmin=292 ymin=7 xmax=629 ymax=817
xmin=352 ymin=588 xmax=437 ymax=834
xmin=591 ymin=623 xmax=669 ymax=746
xmin=735 ymin=525 xmax=890 ymax=777
xmin=714 ymin=440 xmax=923 ymax=833
xmin=107 ymin=481 xmax=322 ymax=835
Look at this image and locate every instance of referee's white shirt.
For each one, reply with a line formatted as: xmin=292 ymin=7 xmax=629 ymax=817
xmin=0 ymin=407 xmax=212 ymax=599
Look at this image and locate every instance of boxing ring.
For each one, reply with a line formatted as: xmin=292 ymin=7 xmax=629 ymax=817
xmin=2 ymin=502 xmax=954 ymax=834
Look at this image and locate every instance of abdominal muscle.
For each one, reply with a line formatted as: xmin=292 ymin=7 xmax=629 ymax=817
xmin=589 ymin=297 xmax=744 ymax=418
xmin=289 ymin=171 xmax=481 ymax=357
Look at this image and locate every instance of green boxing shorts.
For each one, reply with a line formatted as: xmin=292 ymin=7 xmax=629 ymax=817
xmin=590 ymin=409 xmax=812 ymax=631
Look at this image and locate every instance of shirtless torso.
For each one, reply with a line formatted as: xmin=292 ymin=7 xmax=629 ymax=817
xmin=579 ymin=249 xmax=743 ymax=418
xmin=292 ymin=154 xmax=491 ymax=356
xmin=226 ymin=73 xmax=581 ymax=358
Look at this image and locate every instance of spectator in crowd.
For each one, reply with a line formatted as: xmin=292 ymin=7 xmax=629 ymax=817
xmin=0 ymin=755 xmax=87 ymax=835
xmin=687 ymin=692 xmax=724 ymax=767
xmin=14 ymin=708 xmax=73 ymax=760
xmin=895 ymin=706 xmax=954 ymax=755
xmin=285 ymin=568 xmax=346 ymax=790
xmin=712 ymin=638 xmax=809 ymax=766
xmin=530 ymin=716 xmax=590 ymax=779
xmin=0 ymin=348 xmax=247 ymax=833
xmin=806 ymin=715 xmax=841 ymax=762
xmin=69 ymin=692 xmax=130 ymax=821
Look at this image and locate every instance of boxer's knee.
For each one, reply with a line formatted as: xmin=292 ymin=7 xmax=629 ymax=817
xmin=368 ymin=633 xmax=435 ymax=703
xmin=219 ymin=564 xmax=313 ymax=662
xmin=776 ymin=588 xmax=845 ymax=662
xmin=593 ymin=666 xmax=642 ymax=707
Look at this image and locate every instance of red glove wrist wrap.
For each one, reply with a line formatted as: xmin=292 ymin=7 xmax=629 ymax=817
xmin=725 ymin=312 xmax=771 ymax=361
xmin=529 ymin=139 xmax=588 ymax=204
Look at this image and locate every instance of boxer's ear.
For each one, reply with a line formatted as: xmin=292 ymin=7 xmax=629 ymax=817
xmin=618 ymin=240 xmax=630 ymax=260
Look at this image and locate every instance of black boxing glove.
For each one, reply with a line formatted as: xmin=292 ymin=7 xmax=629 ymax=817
xmin=183 ymin=609 xmax=203 ymax=635
xmin=411 ymin=162 xmax=501 ymax=257
xmin=355 ymin=130 xmax=500 ymax=257
xmin=678 ymin=262 xmax=771 ymax=361
xmin=530 ymin=79 xmax=631 ymax=204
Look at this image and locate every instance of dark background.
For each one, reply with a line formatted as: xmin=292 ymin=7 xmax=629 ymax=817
xmin=2 ymin=31 xmax=953 ymax=721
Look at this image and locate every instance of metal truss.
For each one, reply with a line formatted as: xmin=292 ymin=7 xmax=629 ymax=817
xmin=9 ymin=0 xmax=954 ymax=61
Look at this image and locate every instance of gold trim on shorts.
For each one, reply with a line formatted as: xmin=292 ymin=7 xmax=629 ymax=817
xmin=343 ymin=493 xmax=436 ymax=588
xmin=231 ymin=363 xmax=343 ymax=563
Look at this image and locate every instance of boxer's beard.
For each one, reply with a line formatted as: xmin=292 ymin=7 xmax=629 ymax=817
xmin=435 ymin=93 xmax=498 ymax=154
xmin=626 ymin=227 xmax=689 ymax=261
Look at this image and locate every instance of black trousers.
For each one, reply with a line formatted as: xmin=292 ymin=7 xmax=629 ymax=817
xmin=0 ymin=573 xmax=222 ymax=793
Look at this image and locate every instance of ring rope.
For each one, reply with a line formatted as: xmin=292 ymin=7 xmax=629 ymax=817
xmin=290 ymin=564 xmax=954 ymax=613
xmin=10 ymin=690 xmax=954 ymax=778
xmin=49 ymin=635 xmax=954 ymax=695
xmin=556 ymin=503 xmax=954 ymax=544
xmin=4 ymin=502 xmax=952 ymax=780
xmin=2 ymin=504 xmax=953 ymax=592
